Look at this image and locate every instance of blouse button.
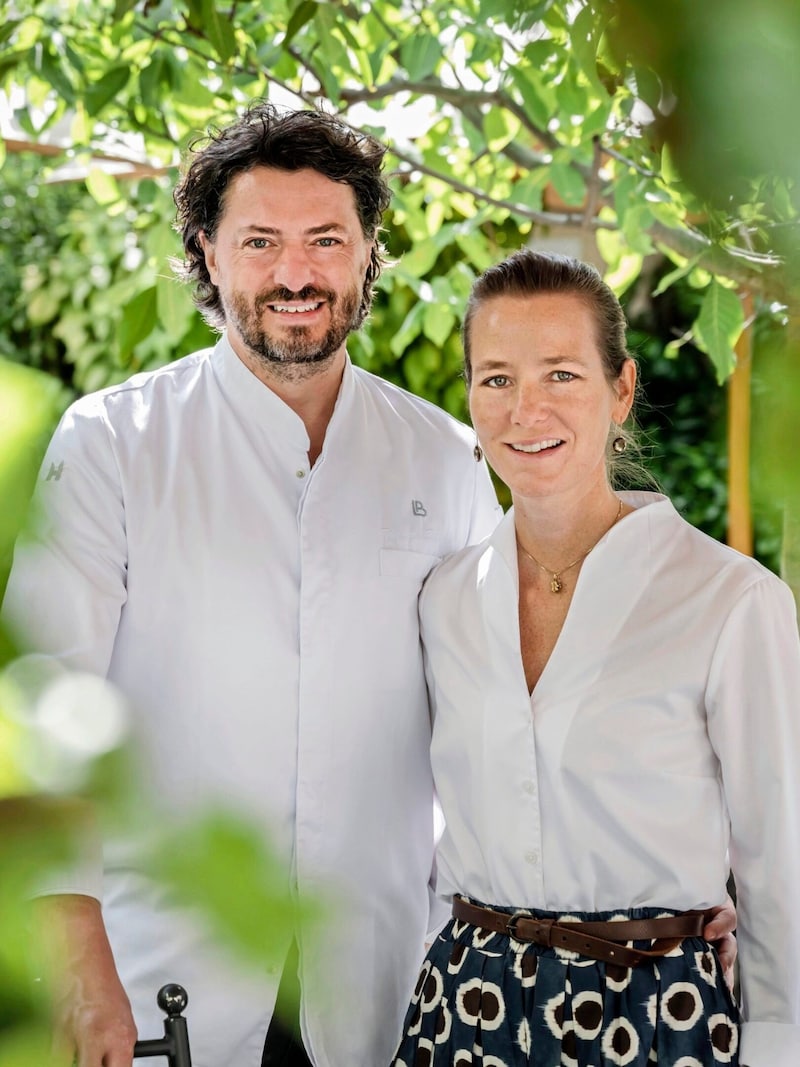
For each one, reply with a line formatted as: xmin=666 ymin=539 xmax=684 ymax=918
xmin=296 ymin=469 xmax=306 ymax=479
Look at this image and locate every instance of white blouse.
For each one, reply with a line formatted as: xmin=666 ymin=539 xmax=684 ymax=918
xmin=421 ymin=492 xmax=800 ymax=1066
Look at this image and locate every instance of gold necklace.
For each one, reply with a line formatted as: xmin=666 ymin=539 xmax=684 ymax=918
xmin=518 ymin=498 xmax=624 ymax=594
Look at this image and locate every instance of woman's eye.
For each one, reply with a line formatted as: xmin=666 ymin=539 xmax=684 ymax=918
xmin=552 ymin=370 xmax=575 ymax=382
xmin=484 ymin=375 xmax=510 ymax=388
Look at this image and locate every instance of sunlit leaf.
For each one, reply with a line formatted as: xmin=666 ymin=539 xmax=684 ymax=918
xmin=85 ymin=167 xmax=121 ymax=206
xmin=149 ymin=810 xmax=323 ymax=971
xmin=400 ymin=32 xmax=442 ymax=81
xmin=423 ymin=303 xmax=455 ymax=348
xmin=548 ymin=162 xmax=586 ymax=208
xmin=284 ymin=0 xmax=318 ymax=48
xmin=201 ymin=0 xmax=236 ymax=63
xmin=692 ymin=280 xmax=745 ymax=383
xmin=85 ymin=66 xmax=130 ymax=117
xmin=118 ymin=285 xmax=158 ymax=360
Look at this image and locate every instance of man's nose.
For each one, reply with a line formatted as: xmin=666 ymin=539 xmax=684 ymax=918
xmin=272 ymin=243 xmax=315 ymax=293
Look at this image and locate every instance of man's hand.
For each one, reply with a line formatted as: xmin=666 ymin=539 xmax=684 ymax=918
xmin=702 ymin=894 xmax=738 ymax=991
xmin=35 ymin=894 xmax=138 ymax=1067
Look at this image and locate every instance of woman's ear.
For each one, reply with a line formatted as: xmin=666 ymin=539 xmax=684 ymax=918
xmin=612 ymin=358 xmax=637 ymax=424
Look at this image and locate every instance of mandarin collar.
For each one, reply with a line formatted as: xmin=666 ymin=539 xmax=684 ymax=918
xmin=210 ymin=333 xmax=355 ymax=455
xmin=488 ymin=491 xmax=672 ymax=580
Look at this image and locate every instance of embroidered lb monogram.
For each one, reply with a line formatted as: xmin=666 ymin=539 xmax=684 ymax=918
xmin=411 ymin=500 xmax=427 ymax=517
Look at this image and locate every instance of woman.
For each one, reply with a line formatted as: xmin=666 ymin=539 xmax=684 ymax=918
xmin=392 ymin=251 xmax=800 ymax=1066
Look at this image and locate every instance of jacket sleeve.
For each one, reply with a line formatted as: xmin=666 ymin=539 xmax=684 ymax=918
xmin=3 ymin=398 xmax=127 ymax=675
xmin=2 ymin=399 xmax=129 ymax=900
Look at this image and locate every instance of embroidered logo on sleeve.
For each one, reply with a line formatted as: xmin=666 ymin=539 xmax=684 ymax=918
xmin=45 ymin=461 xmax=64 ymax=482
xmin=412 ymin=499 xmax=427 ymax=516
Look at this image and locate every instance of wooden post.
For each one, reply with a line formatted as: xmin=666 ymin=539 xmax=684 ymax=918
xmin=726 ymin=291 xmax=754 ymax=555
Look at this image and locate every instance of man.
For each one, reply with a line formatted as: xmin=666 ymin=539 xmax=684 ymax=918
xmin=3 ymin=105 xmax=735 ymax=1067
xmin=3 ymin=104 xmax=500 ymax=1067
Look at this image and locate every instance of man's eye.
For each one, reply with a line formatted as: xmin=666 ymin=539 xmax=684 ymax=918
xmin=248 ymin=238 xmax=269 ymax=249
xmin=316 ymin=237 xmax=339 ymax=247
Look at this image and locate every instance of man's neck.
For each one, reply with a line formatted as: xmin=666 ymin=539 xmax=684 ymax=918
xmin=232 ymin=342 xmax=346 ymax=465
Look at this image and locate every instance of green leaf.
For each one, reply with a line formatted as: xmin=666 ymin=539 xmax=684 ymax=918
xmin=38 ymin=46 xmax=75 ymax=103
xmin=611 ymin=170 xmax=639 ymax=229
xmin=0 ymin=19 xmax=21 ymax=46
xmin=201 ymin=0 xmax=236 ymax=63
xmin=509 ymin=168 xmax=547 ymax=212
xmin=632 ymin=64 xmax=662 ymax=112
xmin=149 ymin=811 xmax=320 ymax=972
xmin=400 ymin=32 xmax=442 ymax=81
xmin=555 ymin=68 xmax=589 ymax=121
xmin=570 ymin=4 xmax=601 ymax=85
xmin=119 ymin=285 xmax=158 ymax=361
xmin=156 ymin=275 xmax=195 ymax=345
xmin=390 ymin=302 xmax=425 ymax=356
xmin=85 ymin=66 xmax=130 ymax=118
xmin=114 ymin=0 xmax=138 ymax=16
xmin=85 ymin=167 xmax=121 ymax=206
xmin=139 ymin=55 xmax=165 ymax=111
xmin=422 ymin=304 xmax=456 ymax=348
xmin=483 ymin=108 xmax=519 ymax=153
xmin=652 ymin=257 xmax=700 ymax=297
xmin=693 ymin=281 xmax=744 ymax=384
xmin=284 ymin=1 xmax=318 ymax=48
xmin=548 ymin=162 xmax=586 ymax=208
xmin=620 ymin=202 xmax=655 ymax=255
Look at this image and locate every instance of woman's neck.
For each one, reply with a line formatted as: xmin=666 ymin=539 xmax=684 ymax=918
xmin=513 ymin=485 xmax=627 ymax=574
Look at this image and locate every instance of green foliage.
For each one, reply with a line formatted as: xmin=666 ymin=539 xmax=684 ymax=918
xmin=1 ymin=153 xmax=215 ymax=398
xmin=2 ymin=0 xmax=797 ymax=371
xmin=149 ymin=810 xmax=323 ymax=975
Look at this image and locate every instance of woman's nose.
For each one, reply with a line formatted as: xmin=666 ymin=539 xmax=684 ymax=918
xmin=511 ymin=383 xmax=548 ymax=425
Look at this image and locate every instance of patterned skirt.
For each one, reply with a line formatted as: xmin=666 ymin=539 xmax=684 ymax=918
xmin=390 ymin=901 xmax=740 ymax=1067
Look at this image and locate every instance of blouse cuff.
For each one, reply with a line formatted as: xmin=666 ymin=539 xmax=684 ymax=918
xmin=740 ymin=1021 xmax=800 ymax=1066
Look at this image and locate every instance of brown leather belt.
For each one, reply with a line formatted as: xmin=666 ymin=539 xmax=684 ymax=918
xmin=452 ymin=897 xmax=706 ymax=968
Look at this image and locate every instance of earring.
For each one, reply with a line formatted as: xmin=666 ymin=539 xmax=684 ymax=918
xmin=612 ymin=436 xmax=627 ymax=454
xmin=474 ymin=444 xmax=483 ymax=462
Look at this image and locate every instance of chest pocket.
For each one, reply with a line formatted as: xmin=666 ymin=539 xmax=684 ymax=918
xmin=379 ymin=547 xmax=442 ymax=580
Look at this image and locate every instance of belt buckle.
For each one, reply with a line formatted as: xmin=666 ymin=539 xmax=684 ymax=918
xmin=507 ymin=913 xmax=556 ymax=948
xmin=506 ymin=912 xmax=525 ymax=940
xmin=506 ymin=911 xmax=550 ymax=945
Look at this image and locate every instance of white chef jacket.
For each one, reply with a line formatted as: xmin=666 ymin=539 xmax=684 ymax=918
xmin=420 ymin=492 xmax=800 ymax=1067
xmin=2 ymin=335 xmax=501 ymax=1067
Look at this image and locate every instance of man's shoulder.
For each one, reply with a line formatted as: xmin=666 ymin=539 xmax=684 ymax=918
xmin=352 ymin=364 xmax=475 ymax=443
xmin=67 ymin=348 xmax=215 ymax=421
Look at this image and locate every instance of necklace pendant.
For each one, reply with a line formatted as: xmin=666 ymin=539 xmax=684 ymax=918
xmin=550 ymin=575 xmax=563 ymax=594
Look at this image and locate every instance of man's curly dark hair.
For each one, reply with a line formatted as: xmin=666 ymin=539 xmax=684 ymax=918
xmin=173 ymin=103 xmax=392 ymax=330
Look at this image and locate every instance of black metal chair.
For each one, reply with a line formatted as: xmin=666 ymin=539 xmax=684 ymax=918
xmin=133 ymin=984 xmax=192 ymax=1067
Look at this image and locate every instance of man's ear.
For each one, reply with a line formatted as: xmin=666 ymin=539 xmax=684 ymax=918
xmin=198 ymin=230 xmax=219 ymax=284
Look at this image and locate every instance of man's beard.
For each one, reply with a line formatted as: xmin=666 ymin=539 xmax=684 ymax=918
xmin=226 ymin=284 xmax=362 ymax=379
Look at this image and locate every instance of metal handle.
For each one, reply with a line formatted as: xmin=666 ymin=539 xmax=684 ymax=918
xmin=133 ymin=984 xmax=192 ymax=1067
